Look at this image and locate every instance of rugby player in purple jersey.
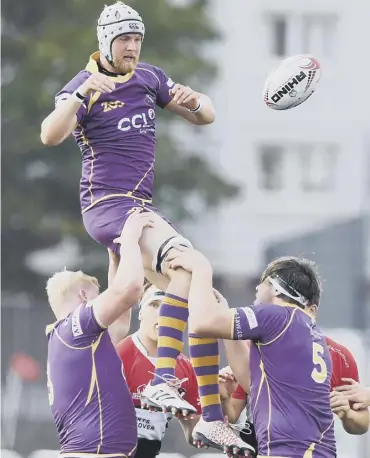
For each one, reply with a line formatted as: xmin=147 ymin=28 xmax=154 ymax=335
xmin=40 ymin=1 xmax=245 ymax=451
xmin=45 ymin=209 xmax=153 ymax=458
xmin=168 ymin=250 xmax=337 ymax=458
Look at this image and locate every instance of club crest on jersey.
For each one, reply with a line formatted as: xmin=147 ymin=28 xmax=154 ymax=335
xmin=166 ymin=78 xmax=175 ymax=88
xmin=146 ymin=94 xmax=155 ymax=105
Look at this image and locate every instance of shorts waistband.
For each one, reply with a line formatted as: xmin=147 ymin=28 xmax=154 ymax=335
xmin=82 ymin=193 xmax=152 ymax=214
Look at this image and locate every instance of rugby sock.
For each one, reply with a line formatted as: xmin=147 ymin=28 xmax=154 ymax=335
xmin=188 ymin=333 xmax=224 ymax=422
xmin=152 ymin=293 xmax=189 ymax=386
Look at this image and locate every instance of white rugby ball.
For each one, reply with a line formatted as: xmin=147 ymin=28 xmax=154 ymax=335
xmin=263 ymin=54 xmax=322 ymax=110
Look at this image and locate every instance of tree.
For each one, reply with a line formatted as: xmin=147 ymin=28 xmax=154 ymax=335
xmin=2 ymin=0 xmax=239 ymax=301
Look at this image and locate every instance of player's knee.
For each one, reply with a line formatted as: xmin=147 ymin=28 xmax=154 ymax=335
xmin=152 ymin=235 xmax=193 ymax=275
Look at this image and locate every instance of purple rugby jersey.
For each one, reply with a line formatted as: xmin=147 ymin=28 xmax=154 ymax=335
xmin=46 ymin=302 xmax=137 ymax=457
xmin=232 ymin=303 xmax=336 ymax=458
xmin=55 ymin=52 xmax=174 ymax=213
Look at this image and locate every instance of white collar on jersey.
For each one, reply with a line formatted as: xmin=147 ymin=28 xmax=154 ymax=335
xmin=132 ymin=331 xmax=157 ymax=365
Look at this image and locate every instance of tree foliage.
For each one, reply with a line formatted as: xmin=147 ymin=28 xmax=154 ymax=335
xmin=2 ymin=0 xmax=239 ymax=300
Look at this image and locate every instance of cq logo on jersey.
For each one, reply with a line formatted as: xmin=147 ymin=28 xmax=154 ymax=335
xmin=129 ymin=22 xmax=140 ymax=30
xmin=118 ymin=109 xmax=155 ymax=132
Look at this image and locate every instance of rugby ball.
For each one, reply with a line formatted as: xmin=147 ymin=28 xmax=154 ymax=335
xmin=263 ymin=54 xmax=321 ymax=110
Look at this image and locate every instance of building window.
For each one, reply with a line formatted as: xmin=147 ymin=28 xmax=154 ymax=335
xmin=268 ymin=15 xmax=288 ymax=57
xmin=299 ymin=144 xmax=338 ymax=191
xmin=258 ymin=145 xmax=284 ymax=190
xmin=265 ymin=13 xmax=337 ymax=58
xmin=301 ymin=14 xmax=337 ymax=57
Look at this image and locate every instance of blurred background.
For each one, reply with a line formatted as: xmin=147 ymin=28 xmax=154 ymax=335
xmin=2 ymin=0 xmax=370 ymax=457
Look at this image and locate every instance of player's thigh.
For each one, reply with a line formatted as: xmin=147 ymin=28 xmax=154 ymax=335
xmin=139 ymin=209 xmax=181 ymax=270
xmin=82 ymin=197 xmax=187 ymax=273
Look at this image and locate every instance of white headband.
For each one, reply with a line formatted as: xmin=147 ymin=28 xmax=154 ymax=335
xmin=138 ymin=286 xmax=164 ymax=310
xmin=268 ymin=276 xmax=309 ymax=307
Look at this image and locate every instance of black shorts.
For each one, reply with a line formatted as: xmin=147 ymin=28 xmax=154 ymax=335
xmin=135 ymin=438 xmax=162 ymax=458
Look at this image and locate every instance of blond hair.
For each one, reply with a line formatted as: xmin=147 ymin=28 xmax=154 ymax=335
xmin=46 ymin=269 xmax=99 ymax=311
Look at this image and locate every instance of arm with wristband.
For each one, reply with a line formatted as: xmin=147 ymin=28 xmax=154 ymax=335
xmin=40 ymin=72 xmax=115 ymax=146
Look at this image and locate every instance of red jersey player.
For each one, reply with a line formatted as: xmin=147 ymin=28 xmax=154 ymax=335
xmin=115 ymin=284 xmax=201 ymax=458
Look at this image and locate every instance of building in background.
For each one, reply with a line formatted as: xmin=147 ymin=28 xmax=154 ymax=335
xmin=187 ymin=0 xmax=370 ymax=280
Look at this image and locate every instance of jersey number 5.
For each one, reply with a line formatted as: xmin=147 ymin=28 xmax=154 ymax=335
xmin=47 ymin=363 xmax=54 ymax=406
xmin=311 ymin=342 xmax=328 ymax=384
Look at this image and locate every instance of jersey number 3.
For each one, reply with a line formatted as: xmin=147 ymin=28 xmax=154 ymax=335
xmin=311 ymin=342 xmax=328 ymax=384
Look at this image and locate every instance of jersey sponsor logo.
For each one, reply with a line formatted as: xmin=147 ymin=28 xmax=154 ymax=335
xmin=101 ymin=100 xmax=125 ymax=112
xmin=166 ymin=78 xmax=175 ymax=88
xmin=71 ymin=307 xmax=83 ymax=337
xmin=132 ymin=383 xmax=147 ymax=400
xmin=234 ymin=310 xmax=243 ymax=339
xmin=117 ymin=108 xmax=156 ymax=133
xmin=327 ymin=344 xmax=350 ymax=369
xmin=137 ymin=416 xmax=156 ymax=431
xmin=241 ymin=307 xmax=258 ymax=330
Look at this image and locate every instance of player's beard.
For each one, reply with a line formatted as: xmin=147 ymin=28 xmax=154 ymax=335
xmin=113 ymin=56 xmax=138 ymax=74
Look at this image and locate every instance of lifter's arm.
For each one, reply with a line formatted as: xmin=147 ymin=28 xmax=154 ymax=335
xmin=188 ymin=267 xmax=234 ymax=338
xmin=40 ymin=73 xmax=115 ymax=146
xmin=92 ymin=210 xmax=154 ymax=328
xmin=108 ymin=249 xmax=132 ymax=343
xmin=168 ymin=250 xmax=258 ymax=339
xmin=168 ymin=249 xmax=272 ymax=341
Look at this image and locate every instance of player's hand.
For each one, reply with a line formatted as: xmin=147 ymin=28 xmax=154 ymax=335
xmin=79 ymin=73 xmax=116 ymax=96
xmin=170 ymin=84 xmax=200 ymax=110
xmin=335 ymin=379 xmax=370 ymax=410
xmin=114 ymin=208 xmax=155 ymax=245
xmin=167 ymin=247 xmax=211 ymax=273
xmin=330 ymin=390 xmax=350 ymax=418
xmin=219 ymin=366 xmax=238 ymax=400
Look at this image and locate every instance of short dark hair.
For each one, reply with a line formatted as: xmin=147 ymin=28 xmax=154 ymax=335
xmin=260 ymin=256 xmax=322 ymax=307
